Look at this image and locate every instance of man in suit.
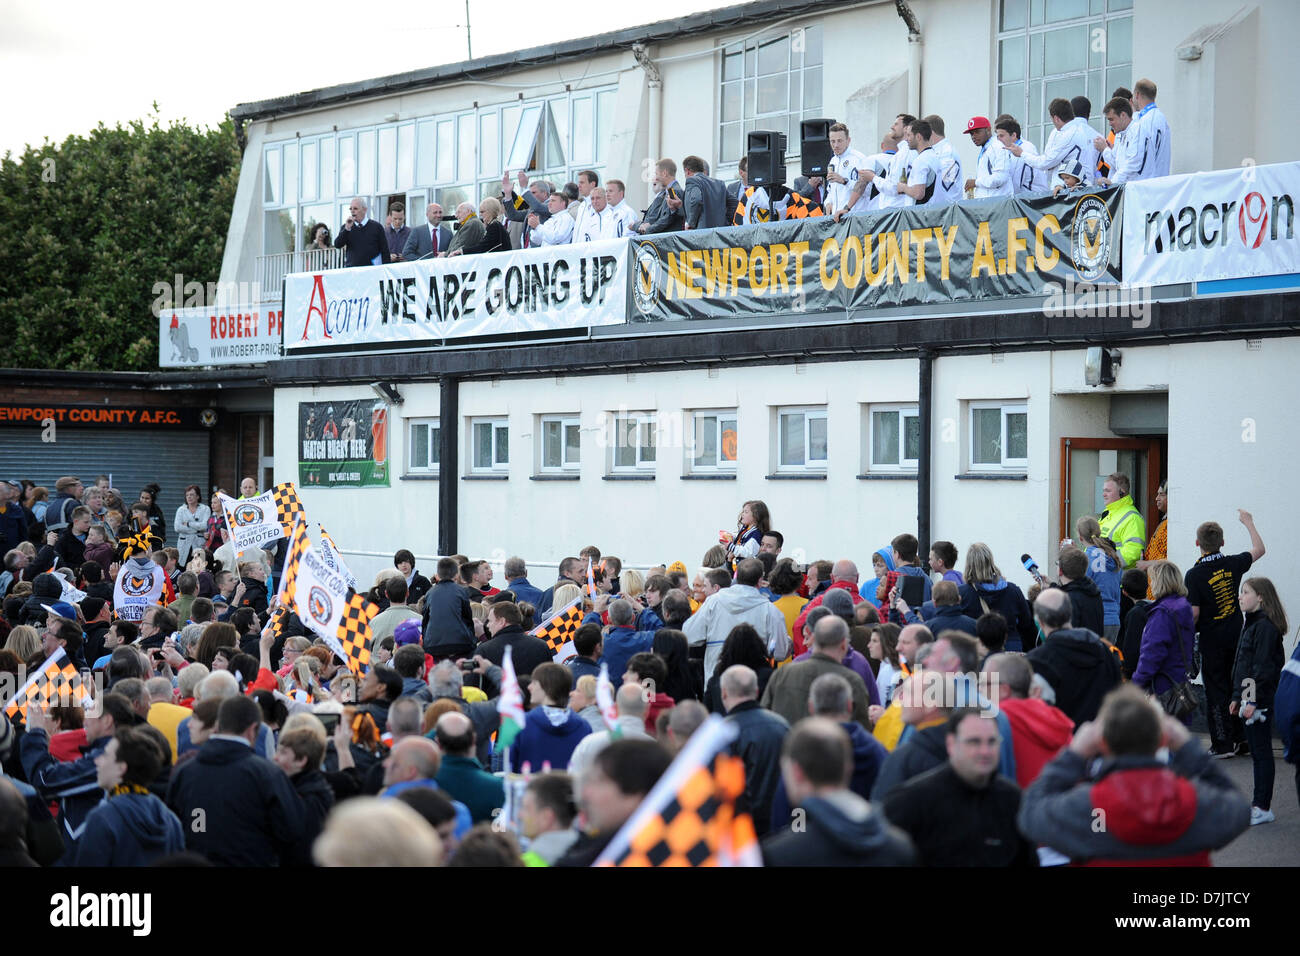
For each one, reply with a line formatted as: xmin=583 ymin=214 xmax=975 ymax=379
xmin=402 ymin=202 xmax=453 ymax=261
xmin=636 ymin=158 xmax=684 ymax=234
xmin=680 ymin=156 xmax=728 ymax=230
xmin=384 ymin=203 xmax=411 ymax=262
xmin=445 ymin=202 xmax=485 ymax=256
xmin=334 ymin=197 xmax=391 ymax=267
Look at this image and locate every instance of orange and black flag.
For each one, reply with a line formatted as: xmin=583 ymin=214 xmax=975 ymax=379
xmin=784 ymin=192 xmax=825 ymax=219
xmin=3 ymin=648 xmax=90 ymax=720
xmin=273 ymin=518 xmax=310 ymax=637
xmin=594 ymin=715 xmax=762 ymax=867
xmin=529 ymin=599 xmax=584 ymax=664
xmin=270 ymin=481 xmax=305 ymax=533
xmin=334 ymin=593 xmax=377 ymax=676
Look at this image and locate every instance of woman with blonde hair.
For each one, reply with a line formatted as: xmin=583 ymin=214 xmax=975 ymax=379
xmin=4 ymin=624 xmax=40 ymax=662
xmin=1133 ymin=560 xmax=1195 ymax=718
xmin=1076 ymin=515 xmax=1122 ymax=640
xmin=1230 ymin=577 xmax=1287 ymax=825
xmin=957 ymin=542 xmax=1037 ymax=651
xmin=619 ymin=569 xmax=645 ymax=602
xmin=450 ymin=196 xmax=509 ymax=256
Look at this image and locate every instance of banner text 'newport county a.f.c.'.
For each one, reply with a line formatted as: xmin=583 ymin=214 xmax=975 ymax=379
xmin=627 ymin=189 xmax=1124 ymax=321
xmin=283 ymin=239 xmax=627 ymax=349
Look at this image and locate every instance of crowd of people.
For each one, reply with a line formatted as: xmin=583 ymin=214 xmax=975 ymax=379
xmin=324 ymin=79 xmax=1171 ymax=268
xmin=0 ymin=465 xmax=1289 ymax=867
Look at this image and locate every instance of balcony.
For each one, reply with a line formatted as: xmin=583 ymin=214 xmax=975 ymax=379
xmin=255 ymin=248 xmax=344 ymax=303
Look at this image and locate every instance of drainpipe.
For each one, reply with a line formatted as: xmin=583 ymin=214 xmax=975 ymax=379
xmin=632 ymin=44 xmax=662 ymax=200
xmin=895 ymin=0 xmax=923 ymax=117
xmin=917 ymin=350 xmax=934 ymax=563
xmin=438 ymin=376 xmax=458 ymax=557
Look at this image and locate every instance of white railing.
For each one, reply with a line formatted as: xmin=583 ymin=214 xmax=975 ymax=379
xmin=256 ymin=248 xmax=344 ymax=302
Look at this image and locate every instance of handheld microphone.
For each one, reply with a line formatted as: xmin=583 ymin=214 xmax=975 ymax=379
xmin=1021 ymin=553 xmax=1044 ymax=583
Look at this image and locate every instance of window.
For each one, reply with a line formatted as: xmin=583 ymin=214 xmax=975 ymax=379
xmin=689 ymin=410 xmax=738 ymax=472
xmin=540 ymin=416 xmax=581 ymax=472
xmin=869 ymin=406 xmax=920 ymax=472
xmin=408 ymin=418 xmax=440 ymax=474
xmin=776 ymin=407 xmax=827 ymax=471
xmin=471 ymin=418 xmax=509 ymax=472
xmin=719 ymin=23 xmax=822 ymax=165
xmin=996 ymin=0 xmax=1132 ymax=150
xmin=612 ymin=413 xmax=656 ymax=471
xmin=970 ymin=402 xmax=1028 ymax=471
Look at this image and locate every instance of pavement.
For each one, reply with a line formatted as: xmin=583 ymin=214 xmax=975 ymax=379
xmin=1208 ymin=732 xmax=1300 ymax=866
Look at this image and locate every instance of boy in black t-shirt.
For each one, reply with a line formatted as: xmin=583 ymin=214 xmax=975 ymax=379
xmin=1184 ymin=510 xmax=1266 ymax=757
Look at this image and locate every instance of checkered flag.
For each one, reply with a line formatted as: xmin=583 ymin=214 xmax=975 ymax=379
xmin=529 ymin=598 xmax=584 ymax=663
xmin=336 ymin=592 xmax=377 ymax=676
xmin=3 ymin=648 xmax=91 ymax=720
xmin=273 ymin=518 xmax=310 ymax=637
xmin=271 ymin=481 xmax=305 ymax=533
xmin=595 ymin=716 xmax=761 ymax=868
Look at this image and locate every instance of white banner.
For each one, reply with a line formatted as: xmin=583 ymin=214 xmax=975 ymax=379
xmin=282 ymin=239 xmax=628 ymax=351
xmin=293 ymin=547 xmax=350 ymax=642
xmin=159 ymin=305 xmax=283 ymax=367
xmin=317 ymin=525 xmax=358 ymax=591
xmin=1122 ymin=162 xmax=1300 ymax=286
xmin=218 ymin=491 xmax=285 ymax=551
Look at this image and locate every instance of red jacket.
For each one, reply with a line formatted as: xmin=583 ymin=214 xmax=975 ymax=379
xmin=50 ymin=729 xmax=88 ymax=762
xmin=791 ymin=581 xmax=863 ymax=655
xmin=999 ymin=697 xmax=1074 ymax=788
xmin=644 ymin=692 xmax=676 ymax=735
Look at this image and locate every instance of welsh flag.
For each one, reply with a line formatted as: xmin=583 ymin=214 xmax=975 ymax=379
xmin=496 ymin=645 xmax=526 ymax=752
xmin=586 ymin=557 xmax=597 ymax=601
xmin=597 ymin=662 xmax=621 ymax=739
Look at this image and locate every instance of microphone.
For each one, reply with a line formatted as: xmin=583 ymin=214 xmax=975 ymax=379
xmin=1021 ymin=553 xmax=1044 ymax=584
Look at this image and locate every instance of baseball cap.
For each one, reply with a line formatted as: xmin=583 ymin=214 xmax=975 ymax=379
xmin=394 ymin=618 xmax=422 ymax=647
xmin=963 ymin=116 xmax=992 ymax=134
xmin=2 ymin=478 xmax=21 ymax=493
xmin=41 ymin=601 xmax=79 ymax=621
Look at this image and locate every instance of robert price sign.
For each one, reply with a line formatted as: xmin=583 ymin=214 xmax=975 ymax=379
xmin=1123 ymin=161 xmax=1299 ymax=286
xmin=283 ymin=239 xmax=628 ymax=351
xmin=159 ymin=305 xmax=283 ymax=367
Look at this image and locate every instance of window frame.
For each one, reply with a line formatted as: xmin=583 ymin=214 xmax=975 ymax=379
xmin=968 ymin=401 xmax=1029 ymax=472
xmin=867 ymin=404 xmax=921 ymax=473
xmin=610 ymin=411 xmax=658 ymax=474
xmin=539 ymin=415 xmax=582 ymax=473
xmin=469 ymin=417 xmax=510 ymax=474
xmin=717 ymin=23 xmax=823 ymax=167
xmin=687 ymin=409 xmax=739 ymax=474
xmin=406 ymin=417 xmax=441 ymax=476
xmin=775 ymin=405 xmax=828 ymax=473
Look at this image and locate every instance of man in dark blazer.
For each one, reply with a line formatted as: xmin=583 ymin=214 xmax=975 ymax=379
xmin=334 ymin=197 xmax=391 ymax=267
xmin=402 ymin=202 xmax=454 ymax=260
xmin=682 ymin=155 xmax=728 ymax=230
xmin=636 ymin=158 xmax=685 ymax=234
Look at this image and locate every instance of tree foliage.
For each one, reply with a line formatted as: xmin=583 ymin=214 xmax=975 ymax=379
xmin=0 ymin=113 xmax=239 ymax=371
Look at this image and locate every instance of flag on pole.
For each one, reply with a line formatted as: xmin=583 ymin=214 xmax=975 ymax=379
xmin=291 ymin=547 xmax=350 ymax=642
xmin=529 ymin=598 xmax=584 ymax=664
xmin=273 ymin=518 xmax=311 ymax=637
xmin=218 ymin=490 xmax=286 ymax=552
xmin=496 ymin=645 xmax=525 ymax=751
xmin=3 ymin=648 xmax=91 ymax=720
xmin=335 ymin=592 xmax=377 ymax=676
xmin=593 ymin=715 xmax=762 ymax=867
xmin=270 ymin=481 xmax=305 ymax=532
xmin=317 ymin=525 xmax=358 ymax=591
xmin=596 ymin=662 xmax=621 ymax=739
xmin=586 ymin=557 xmax=597 ymax=602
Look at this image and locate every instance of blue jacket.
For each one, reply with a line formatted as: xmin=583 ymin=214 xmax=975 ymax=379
xmin=635 ymin=606 xmax=665 ymax=633
xmin=506 ymin=576 xmax=544 ymax=608
xmin=601 ymin=625 xmax=655 ymax=684
xmin=1085 ymin=545 xmax=1122 ymax=626
xmin=859 ymin=547 xmax=897 ymax=601
xmin=1274 ymin=636 xmax=1300 ymax=762
xmin=888 ymin=565 xmax=933 ymax=624
xmin=20 ymin=729 xmax=110 ymax=854
xmin=509 ymin=706 xmax=592 ymax=773
xmin=423 ymin=579 xmax=474 ymax=656
xmin=566 ymin=656 xmax=602 ymax=682
xmin=72 ymin=791 xmax=186 ymax=866
xmin=0 ymin=501 xmax=28 ymax=552
xmin=381 ymin=779 xmax=472 ymax=838
xmin=769 ymin=721 xmax=887 ymax=831
xmin=959 ymin=579 xmax=1038 ymax=652
xmin=921 ymin=604 xmax=980 ymax=637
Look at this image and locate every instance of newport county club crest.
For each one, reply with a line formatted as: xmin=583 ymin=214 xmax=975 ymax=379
xmin=633 ymin=241 xmax=661 ymax=317
xmin=307 ymin=586 xmax=334 ymax=628
xmin=233 ymin=503 xmax=265 ymax=527
xmin=122 ymin=571 xmax=155 ymax=597
xmin=1071 ymin=196 xmax=1112 ymax=281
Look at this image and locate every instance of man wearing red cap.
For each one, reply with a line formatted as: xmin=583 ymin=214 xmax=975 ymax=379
xmin=962 ymin=116 xmax=1013 ymax=200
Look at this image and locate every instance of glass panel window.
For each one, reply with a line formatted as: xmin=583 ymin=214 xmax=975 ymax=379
xmin=458 ymin=114 xmax=474 ymax=182
xmin=319 ymin=136 xmax=335 ymax=202
xmin=436 ymin=120 xmax=455 ymax=182
xmin=264 ymin=209 xmax=294 ymax=255
xmin=970 ymin=403 xmax=1028 ymax=470
xmin=397 ymin=123 xmax=415 ymax=191
xmin=571 ymin=96 xmax=593 ymax=166
xmin=972 ymin=408 xmax=1003 ymax=465
xmin=596 ymin=89 xmax=615 ymax=164
xmin=378 ymin=126 xmax=397 ymax=194
xmin=689 ymin=411 xmax=738 ymax=471
xmin=869 ymin=406 xmax=922 ymax=470
xmin=408 ymin=418 xmax=440 ymax=473
xmin=872 ymin=411 xmax=901 ymax=466
xmin=358 ymin=130 xmax=376 ymax=195
xmin=777 ymin=407 xmax=827 ymax=471
xmin=301 ymin=141 xmax=318 ymax=202
xmin=478 ymin=112 xmax=498 ymax=178
xmin=471 ymin=419 xmax=508 ymax=472
xmin=506 ymin=103 xmax=544 ymax=172
xmin=1002 ymin=0 xmax=1029 ymax=30
xmin=717 ymin=24 xmax=821 ymax=165
xmin=282 ymin=143 xmax=298 ymax=206
xmin=540 ymin=416 xmax=580 ymax=471
xmin=338 ymin=134 xmax=355 ymax=196
xmin=612 ymin=413 xmax=656 ymax=471
xmin=417 ymin=120 xmax=436 ymax=185
xmin=264 ymin=147 xmax=281 ymax=206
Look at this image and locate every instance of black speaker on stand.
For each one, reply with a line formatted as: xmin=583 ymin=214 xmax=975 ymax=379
xmin=800 ymin=118 xmax=834 ymax=176
xmin=746 ymin=130 xmax=788 ymax=188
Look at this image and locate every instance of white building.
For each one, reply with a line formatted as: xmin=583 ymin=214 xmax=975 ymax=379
xmin=215 ymin=0 xmax=1299 ymax=646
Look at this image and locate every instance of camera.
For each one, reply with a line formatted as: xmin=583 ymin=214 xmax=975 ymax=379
xmin=459 ymin=659 xmax=477 ymax=674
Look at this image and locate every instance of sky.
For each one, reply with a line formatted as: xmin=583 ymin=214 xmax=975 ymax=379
xmin=0 ymin=0 xmax=720 ymax=158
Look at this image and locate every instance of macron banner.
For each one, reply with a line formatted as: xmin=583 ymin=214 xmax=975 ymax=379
xmin=159 ymin=305 xmax=283 ymax=367
xmin=1122 ymin=162 xmax=1300 ymax=286
xmin=627 ymin=188 xmax=1123 ymax=322
xmin=283 ymin=239 xmax=629 ymax=351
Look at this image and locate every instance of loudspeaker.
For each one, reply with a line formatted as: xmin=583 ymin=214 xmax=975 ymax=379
xmin=746 ymin=130 xmax=787 ymax=188
xmin=800 ymin=118 xmax=834 ymax=176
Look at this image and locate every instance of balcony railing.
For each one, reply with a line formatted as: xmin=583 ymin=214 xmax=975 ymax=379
xmin=255 ymin=248 xmax=344 ymax=302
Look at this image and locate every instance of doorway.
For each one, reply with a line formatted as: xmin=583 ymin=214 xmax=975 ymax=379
xmin=1059 ymin=436 xmax=1164 ymax=543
